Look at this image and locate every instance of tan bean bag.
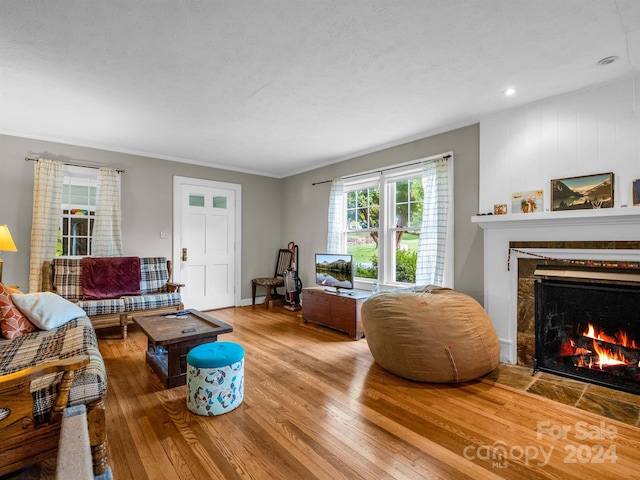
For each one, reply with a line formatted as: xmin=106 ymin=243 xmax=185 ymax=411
xmin=361 ymin=286 xmax=500 ymax=383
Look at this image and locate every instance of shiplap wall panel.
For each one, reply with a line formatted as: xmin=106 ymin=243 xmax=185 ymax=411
xmin=556 ymin=108 xmax=574 ymax=180
xmin=479 ymin=115 xmax=507 ymax=211
xmin=635 ymin=75 xmax=640 ymax=174
xmin=525 ymin=105 xmax=541 ymax=188
xmin=479 ymin=75 xmax=639 ymax=212
xmin=508 ymin=111 xmax=527 ymax=203
xmin=596 ymin=86 xmax=616 ymax=174
xmin=539 ymin=102 xmax=559 ymax=183
xmin=616 ymin=82 xmax=635 ymax=170
xmin=615 ymin=76 xmax=639 ymax=205
xmin=578 ymin=108 xmax=599 ymax=173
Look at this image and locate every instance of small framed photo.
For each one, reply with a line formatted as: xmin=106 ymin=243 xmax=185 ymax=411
xmin=551 ymin=172 xmax=614 ymax=211
xmin=494 ymin=204 xmax=507 ymax=215
xmin=511 ymin=190 xmax=543 ymax=214
xmin=634 ymin=179 xmax=640 ymax=206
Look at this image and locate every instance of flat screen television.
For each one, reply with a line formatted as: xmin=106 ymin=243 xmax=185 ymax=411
xmin=315 ymin=253 xmax=354 ymax=292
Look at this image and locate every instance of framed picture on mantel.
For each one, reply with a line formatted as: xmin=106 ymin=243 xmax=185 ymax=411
xmin=511 ymin=190 xmax=543 ymax=214
xmin=633 ymin=179 xmax=640 ymax=206
xmin=551 ymin=172 xmax=614 ymax=211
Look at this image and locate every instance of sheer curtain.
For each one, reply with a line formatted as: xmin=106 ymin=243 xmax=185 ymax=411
xmin=29 ymin=159 xmax=64 ymax=292
xmin=415 ymin=157 xmax=449 ymax=286
xmin=92 ymin=168 xmax=122 ymax=257
xmin=326 ymin=178 xmax=344 ymax=253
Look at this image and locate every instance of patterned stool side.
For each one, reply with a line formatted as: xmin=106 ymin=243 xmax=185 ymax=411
xmin=186 ymin=342 xmax=245 ymax=416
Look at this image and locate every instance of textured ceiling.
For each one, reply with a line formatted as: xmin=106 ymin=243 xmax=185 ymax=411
xmin=1 ymin=1 xmax=639 ymax=177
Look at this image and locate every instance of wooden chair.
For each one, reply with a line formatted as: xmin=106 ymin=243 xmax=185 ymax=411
xmin=251 ymin=249 xmax=294 ymax=309
xmin=0 ymin=356 xmax=109 ymax=477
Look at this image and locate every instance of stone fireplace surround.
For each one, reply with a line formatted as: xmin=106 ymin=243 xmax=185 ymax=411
xmin=514 ymin=242 xmax=640 ymax=367
xmin=472 ymin=208 xmax=640 ymax=364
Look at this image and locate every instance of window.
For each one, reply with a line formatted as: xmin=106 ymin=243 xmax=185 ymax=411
xmin=341 ymin=155 xmax=453 ymax=288
xmin=391 ymin=177 xmax=423 ymax=283
xmin=58 ymin=166 xmax=97 ymax=256
xmin=346 ymin=181 xmax=379 ymax=279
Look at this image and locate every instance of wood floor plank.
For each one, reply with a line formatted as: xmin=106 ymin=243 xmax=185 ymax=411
xmin=245 ymin=345 xmax=474 ymax=479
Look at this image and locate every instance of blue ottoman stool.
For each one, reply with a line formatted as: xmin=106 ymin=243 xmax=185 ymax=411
xmin=186 ymin=342 xmax=244 ymax=416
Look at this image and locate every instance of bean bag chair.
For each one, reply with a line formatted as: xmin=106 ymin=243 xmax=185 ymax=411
xmin=361 ymin=286 xmax=500 ymax=383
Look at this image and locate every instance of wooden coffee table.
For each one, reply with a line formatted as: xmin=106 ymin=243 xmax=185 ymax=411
xmin=133 ymin=309 xmax=233 ymax=389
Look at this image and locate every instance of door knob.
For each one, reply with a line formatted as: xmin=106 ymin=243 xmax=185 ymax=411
xmin=182 ymin=248 xmax=188 ymax=261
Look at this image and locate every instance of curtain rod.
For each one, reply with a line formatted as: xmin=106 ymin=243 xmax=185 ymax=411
xmin=311 ymin=154 xmax=451 ymax=186
xmin=24 ymin=156 xmax=125 ymax=173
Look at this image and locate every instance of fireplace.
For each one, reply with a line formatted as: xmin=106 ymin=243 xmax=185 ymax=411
xmin=535 ymin=266 xmax=640 ymax=395
xmin=472 ymin=210 xmax=640 ymax=369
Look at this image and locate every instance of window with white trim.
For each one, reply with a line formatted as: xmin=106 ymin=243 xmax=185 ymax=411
xmin=342 ymin=155 xmax=453 ymax=288
xmin=58 ymin=166 xmax=97 ymax=256
xmin=346 ymin=178 xmax=380 ymax=279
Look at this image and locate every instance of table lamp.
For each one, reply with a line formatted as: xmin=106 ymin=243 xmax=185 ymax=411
xmin=0 ymin=225 xmax=18 ymax=283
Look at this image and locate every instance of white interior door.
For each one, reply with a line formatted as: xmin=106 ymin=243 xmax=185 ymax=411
xmin=173 ymin=177 xmax=241 ymax=310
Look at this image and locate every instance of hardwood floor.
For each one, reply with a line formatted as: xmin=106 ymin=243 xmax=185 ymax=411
xmin=5 ymin=305 xmax=640 ymax=479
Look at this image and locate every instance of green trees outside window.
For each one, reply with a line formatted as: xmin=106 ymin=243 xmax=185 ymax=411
xmin=346 ymin=177 xmax=423 ymax=284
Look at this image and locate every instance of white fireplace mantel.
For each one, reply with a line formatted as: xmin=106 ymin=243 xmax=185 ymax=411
xmin=472 ymin=207 xmax=640 ymax=229
xmin=472 ymin=207 xmax=640 ymax=364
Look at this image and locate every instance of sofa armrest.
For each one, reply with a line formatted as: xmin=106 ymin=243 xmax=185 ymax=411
xmin=0 ymin=354 xmax=109 ymax=477
xmin=41 ymin=260 xmax=54 ymax=292
xmin=165 ymin=260 xmax=186 ymax=292
xmin=0 ymin=355 xmax=90 ymax=430
xmin=166 ymin=282 xmax=185 ymax=293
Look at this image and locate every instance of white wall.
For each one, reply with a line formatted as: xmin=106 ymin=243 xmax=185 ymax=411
xmin=477 ymin=73 xmax=640 ymax=363
xmin=480 ymin=74 xmax=640 ymax=213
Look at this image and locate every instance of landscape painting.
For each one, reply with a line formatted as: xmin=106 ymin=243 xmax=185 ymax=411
xmin=551 ymin=172 xmax=614 ymax=211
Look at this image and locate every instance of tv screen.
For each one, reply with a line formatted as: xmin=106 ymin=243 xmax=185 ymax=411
xmin=315 ymin=253 xmax=354 ymax=290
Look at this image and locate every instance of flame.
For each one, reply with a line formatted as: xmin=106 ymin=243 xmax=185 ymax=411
xmin=559 ymin=339 xmax=575 ymax=357
xmin=618 ymin=330 xmax=639 ymax=350
xmin=568 ymin=323 xmax=638 ymax=370
xmin=560 ymin=339 xmax=591 ymax=357
xmin=591 ymin=339 xmax=627 ymax=368
xmin=582 ymin=323 xmax=638 ymax=349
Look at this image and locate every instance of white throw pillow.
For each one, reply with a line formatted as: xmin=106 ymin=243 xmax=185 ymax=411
xmin=11 ymin=292 xmax=87 ymax=330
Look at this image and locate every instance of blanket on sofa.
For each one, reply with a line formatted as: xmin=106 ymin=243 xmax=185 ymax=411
xmin=82 ymin=257 xmax=141 ymax=300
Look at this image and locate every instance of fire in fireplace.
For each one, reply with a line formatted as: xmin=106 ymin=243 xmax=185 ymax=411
xmin=534 ymin=266 xmax=640 ymax=395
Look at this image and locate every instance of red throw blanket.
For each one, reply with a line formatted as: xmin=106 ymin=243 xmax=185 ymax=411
xmin=82 ymin=257 xmax=141 ymax=300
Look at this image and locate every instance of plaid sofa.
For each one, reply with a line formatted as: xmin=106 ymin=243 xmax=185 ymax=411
xmin=0 ymin=317 xmax=106 ymax=424
xmin=0 ymin=316 xmax=111 ymax=476
xmin=43 ymin=256 xmax=184 ymax=337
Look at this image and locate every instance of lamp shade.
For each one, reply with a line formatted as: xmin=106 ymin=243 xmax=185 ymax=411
xmin=0 ymin=225 xmax=17 ymax=252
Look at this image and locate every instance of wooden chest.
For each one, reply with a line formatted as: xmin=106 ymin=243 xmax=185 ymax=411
xmin=302 ymin=287 xmax=369 ymax=340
